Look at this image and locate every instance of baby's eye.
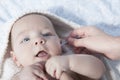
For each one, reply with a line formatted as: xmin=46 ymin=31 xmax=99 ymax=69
xmin=21 ymin=37 xmax=30 ymax=43
xmin=43 ymin=32 xmax=53 ymax=36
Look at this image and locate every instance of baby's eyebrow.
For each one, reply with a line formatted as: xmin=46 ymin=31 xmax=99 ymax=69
xmin=16 ymin=30 xmax=28 ymax=39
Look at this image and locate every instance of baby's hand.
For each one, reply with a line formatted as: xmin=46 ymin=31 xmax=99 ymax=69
xmin=45 ymin=56 xmax=70 ymax=79
xmin=12 ymin=62 xmax=48 ymax=80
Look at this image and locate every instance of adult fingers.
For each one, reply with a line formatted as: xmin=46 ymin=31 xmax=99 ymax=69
xmin=69 ymin=28 xmax=85 ymax=38
xmin=69 ymin=26 xmax=99 ymax=38
xmin=68 ymin=37 xmax=86 ymax=47
xmin=69 ymin=27 xmax=92 ymax=38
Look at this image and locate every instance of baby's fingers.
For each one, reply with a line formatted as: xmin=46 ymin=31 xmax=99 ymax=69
xmin=33 ymin=69 xmax=48 ymax=80
xmin=32 ymin=66 xmax=48 ymax=80
xmin=46 ymin=61 xmax=56 ymax=78
xmin=56 ymin=68 xmax=63 ymax=79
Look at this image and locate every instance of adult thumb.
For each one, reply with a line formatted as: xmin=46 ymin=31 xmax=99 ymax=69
xmin=68 ymin=37 xmax=86 ymax=47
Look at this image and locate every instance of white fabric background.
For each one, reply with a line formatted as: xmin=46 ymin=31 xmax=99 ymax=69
xmin=0 ymin=0 xmax=120 ymax=35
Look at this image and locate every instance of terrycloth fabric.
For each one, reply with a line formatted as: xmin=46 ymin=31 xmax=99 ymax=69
xmin=0 ymin=0 xmax=120 ymax=80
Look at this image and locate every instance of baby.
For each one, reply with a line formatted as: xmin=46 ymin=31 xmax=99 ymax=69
xmin=10 ymin=13 xmax=105 ymax=80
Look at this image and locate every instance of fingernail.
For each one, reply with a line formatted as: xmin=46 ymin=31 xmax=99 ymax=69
xmin=72 ymin=35 xmax=81 ymax=39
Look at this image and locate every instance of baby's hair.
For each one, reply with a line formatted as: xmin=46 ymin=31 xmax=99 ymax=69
xmin=5 ymin=33 xmax=12 ymax=58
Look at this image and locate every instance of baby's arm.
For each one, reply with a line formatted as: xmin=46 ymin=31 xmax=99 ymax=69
xmin=69 ymin=54 xmax=106 ymax=79
xmin=46 ymin=54 xmax=105 ymax=80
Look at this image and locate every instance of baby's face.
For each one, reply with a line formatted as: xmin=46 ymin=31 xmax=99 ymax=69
xmin=11 ymin=14 xmax=62 ymax=67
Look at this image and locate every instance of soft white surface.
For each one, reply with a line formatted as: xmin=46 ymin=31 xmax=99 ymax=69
xmin=0 ymin=0 xmax=120 ymax=35
xmin=0 ymin=0 xmax=120 ymax=80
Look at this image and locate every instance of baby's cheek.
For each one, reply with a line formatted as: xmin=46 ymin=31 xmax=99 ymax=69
xmin=50 ymin=48 xmax=61 ymax=57
xmin=45 ymin=43 xmax=61 ymax=59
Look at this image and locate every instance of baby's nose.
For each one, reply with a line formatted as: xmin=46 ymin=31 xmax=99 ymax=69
xmin=34 ymin=38 xmax=46 ymax=45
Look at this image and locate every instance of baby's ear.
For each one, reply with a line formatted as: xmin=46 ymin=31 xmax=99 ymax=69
xmin=10 ymin=51 xmax=17 ymax=62
xmin=10 ymin=51 xmax=22 ymax=67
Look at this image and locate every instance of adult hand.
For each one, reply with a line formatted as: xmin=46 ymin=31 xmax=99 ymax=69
xmin=68 ymin=26 xmax=120 ymax=60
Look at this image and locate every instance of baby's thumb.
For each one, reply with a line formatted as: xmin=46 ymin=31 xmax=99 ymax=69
xmin=39 ymin=74 xmax=48 ymax=80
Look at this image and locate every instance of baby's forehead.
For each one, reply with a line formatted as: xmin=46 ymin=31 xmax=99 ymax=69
xmin=13 ymin=14 xmax=55 ymax=29
xmin=11 ymin=13 xmax=57 ymax=37
xmin=14 ymin=14 xmax=52 ymax=25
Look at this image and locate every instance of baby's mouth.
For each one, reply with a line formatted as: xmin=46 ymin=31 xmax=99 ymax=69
xmin=36 ymin=51 xmax=48 ymax=57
